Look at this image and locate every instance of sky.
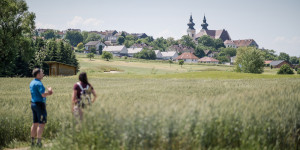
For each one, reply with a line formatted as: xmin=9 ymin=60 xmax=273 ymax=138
xmin=25 ymin=0 xmax=300 ymax=56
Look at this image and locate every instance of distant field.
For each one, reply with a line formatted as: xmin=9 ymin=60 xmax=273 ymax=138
xmin=0 ymin=55 xmax=300 ymax=149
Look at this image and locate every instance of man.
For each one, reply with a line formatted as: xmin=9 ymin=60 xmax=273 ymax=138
xmin=30 ymin=68 xmax=53 ymax=147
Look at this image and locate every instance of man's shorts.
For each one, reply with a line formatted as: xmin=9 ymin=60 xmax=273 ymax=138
xmin=31 ymin=102 xmax=47 ymax=124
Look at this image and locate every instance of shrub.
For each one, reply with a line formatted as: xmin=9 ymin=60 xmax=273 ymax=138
xmin=87 ymin=53 xmax=94 ymax=60
xmin=297 ymin=68 xmax=300 ymax=74
xmin=277 ymin=64 xmax=294 ymax=74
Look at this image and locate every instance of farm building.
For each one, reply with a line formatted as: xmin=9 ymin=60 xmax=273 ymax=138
xmin=127 ymin=48 xmax=143 ymax=57
xmin=161 ymin=51 xmax=178 ymax=60
xmin=45 ymin=61 xmax=77 ymax=76
xmin=102 ymin=45 xmax=128 ymax=57
xmin=270 ymin=60 xmax=292 ymax=68
xmin=198 ymin=57 xmax=219 ymax=64
xmin=264 ymin=60 xmax=273 ymax=66
xmin=175 ymin=52 xmax=199 ymax=63
xmin=154 ymin=50 xmax=163 ymax=59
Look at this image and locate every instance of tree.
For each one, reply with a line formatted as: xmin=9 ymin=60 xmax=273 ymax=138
xmin=235 ymin=47 xmax=264 ymax=74
xmin=180 ymin=35 xmax=195 ymax=49
xmin=81 ymin=31 xmax=89 ymax=44
xmin=117 ymin=36 xmax=125 ymax=45
xmin=41 ymin=30 xmax=56 ymax=39
xmin=277 ymin=64 xmax=294 ymax=74
xmin=151 ymin=37 xmax=168 ymax=51
xmin=218 ymin=47 xmax=236 ymax=57
xmin=179 ymin=60 xmax=184 ymax=68
xmin=98 ymin=45 xmax=103 ymax=55
xmin=77 ymin=42 xmax=84 ymax=50
xmin=168 ymin=59 xmax=173 ymax=67
xmin=217 ymin=56 xmax=230 ymax=63
xmin=278 ymin=52 xmax=290 ymax=62
xmin=90 ymin=47 xmax=96 ymax=54
xmin=0 ymin=0 xmax=36 ymax=76
xmin=87 ymin=53 xmax=94 ymax=60
xmin=261 ymin=49 xmax=277 ymax=60
xmin=290 ymin=56 xmax=299 ymax=64
xmin=102 ymin=51 xmax=113 ymax=61
xmin=197 ymin=35 xmax=215 ymax=47
xmin=85 ymin=33 xmax=101 ymax=43
xmin=214 ymin=38 xmax=225 ymax=49
xmin=194 ymin=45 xmax=206 ymax=58
xmin=133 ymin=49 xmax=156 ymax=60
xmin=65 ymin=31 xmax=83 ymax=46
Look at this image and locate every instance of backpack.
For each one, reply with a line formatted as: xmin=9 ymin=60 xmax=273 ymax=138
xmin=76 ymin=82 xmax=92 ymax=107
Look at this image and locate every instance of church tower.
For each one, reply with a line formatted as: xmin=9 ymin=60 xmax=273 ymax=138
xmin=187 ymin=15 xmax=196 ymax=39
xmin=201 ymin=15 xmax=209 ymax=30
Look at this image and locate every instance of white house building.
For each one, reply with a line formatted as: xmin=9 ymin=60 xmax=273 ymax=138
xmin=224 ymin=39 xmax=259 ymax=49
xmin=154 ymin=50 xmax=163 ymax=59
xmin=127 ymin=48 xmax=143 ymax=57
xmin=84 ymin=41 xmax=106 ymax=54
xmin=161 ymin=51 xmax=178 ymax=60
xmin=102 ymin=45 xmax=128 ymax=57
xmin=175 ymin=52 xmax=199 ymax=63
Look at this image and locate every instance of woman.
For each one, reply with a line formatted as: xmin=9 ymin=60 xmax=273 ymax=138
xmin=72 ymin=72 xmax=97 ymax=120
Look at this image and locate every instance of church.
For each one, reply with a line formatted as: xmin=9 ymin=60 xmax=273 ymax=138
xmin=187 ymin=15 xmax=231 ymax=42
xmin=187 ymin=15 xmax=258 ymax=48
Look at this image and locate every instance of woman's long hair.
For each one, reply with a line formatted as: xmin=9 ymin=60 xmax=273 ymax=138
xmin=79 ymin=72 xmax=90 ymax=85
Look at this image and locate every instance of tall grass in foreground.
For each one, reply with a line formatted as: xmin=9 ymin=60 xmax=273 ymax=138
xmin=0 ymin=77 xmax=300 ymax=149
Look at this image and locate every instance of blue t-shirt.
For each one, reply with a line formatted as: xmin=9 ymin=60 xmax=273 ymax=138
xmin=30 ymin=79 xmax=46 ymax=103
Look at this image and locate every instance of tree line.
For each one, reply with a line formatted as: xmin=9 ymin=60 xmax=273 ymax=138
xmin=0 ymin=0 xmax=78 ymax=77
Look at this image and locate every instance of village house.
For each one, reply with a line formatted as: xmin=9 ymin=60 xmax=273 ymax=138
xmin=127 ymin=48 xmax=143 ymax=57
xmin=175 ymin=52 xmax=199 ymax=63
xmin=102 ymin=45 xmax=128 ymax=57
xmin=224 ymin=39 xmax=259 ymax=48
xmin=161 ymin=51 xmax=178 ymax=60
xmin=84 ymin=41 xmax=106 ymax=54
xmin=198 ymin=57 xmax=219 ymax=64
xmin=154 ymin=50 xmax=163 ymax=59
xmin=264 ymin=60 xmax=273 ymax=66
xmin=270 ymin=60 xmax=292 ymax=68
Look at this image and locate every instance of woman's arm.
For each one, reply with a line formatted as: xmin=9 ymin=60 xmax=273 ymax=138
xmin=91 ymin=89 xmax=97 ymax=103
xmin=72 ymin=90 xmax=77 ymax=112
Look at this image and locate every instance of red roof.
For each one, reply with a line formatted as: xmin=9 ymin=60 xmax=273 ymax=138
xmin=198 ymin=57 xmax=219 ymax=62
xmin=175 ymin=52 xmax=199 ymax=60
xmin=264 ymin=60 xmax=272 ymax=64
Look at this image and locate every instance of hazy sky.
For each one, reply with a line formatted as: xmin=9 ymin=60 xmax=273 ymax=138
xmin=25 ymin=0 xmax=300 ymax=56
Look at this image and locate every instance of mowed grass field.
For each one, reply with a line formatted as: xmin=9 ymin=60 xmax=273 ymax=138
xmin=1 ymin=55 xmax=300 ymax=149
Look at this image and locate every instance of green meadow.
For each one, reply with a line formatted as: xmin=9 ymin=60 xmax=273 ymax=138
xmin=1 ymin=55 xmax=300 ymax=149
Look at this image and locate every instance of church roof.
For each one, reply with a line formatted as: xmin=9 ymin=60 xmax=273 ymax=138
xmin=195 ymin=29 xmax=231 ymax=41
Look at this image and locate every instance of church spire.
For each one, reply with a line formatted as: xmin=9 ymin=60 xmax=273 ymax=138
xmin=187 ymin=14 xmax=195 ymax=30
xmin=201 ymin=14 xmax=208 ymax=30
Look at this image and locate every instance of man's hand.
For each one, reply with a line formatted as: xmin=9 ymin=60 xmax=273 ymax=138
xmin=47 ymin=87 xmax=53 ymax=95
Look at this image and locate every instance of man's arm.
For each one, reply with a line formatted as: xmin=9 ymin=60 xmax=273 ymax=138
xmin=41 ymin=87 xmax=53 ymax=97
